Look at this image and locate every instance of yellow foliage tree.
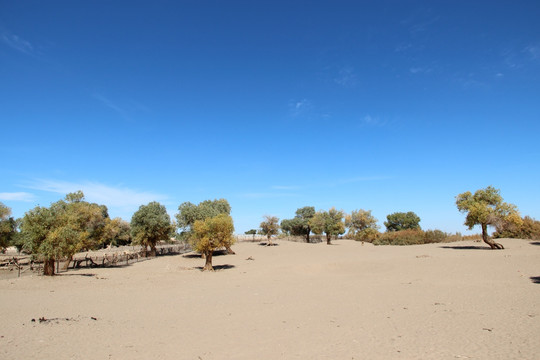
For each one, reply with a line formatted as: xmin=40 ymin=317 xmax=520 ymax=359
xmin=191 ymin=214 xmax=235 ymax=271
xmin=456 ymin=186 xmax=522 ymax=249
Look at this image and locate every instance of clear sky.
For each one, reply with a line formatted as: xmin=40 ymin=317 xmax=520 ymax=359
xmin=1 ymin=1 xmax=539 ymax=234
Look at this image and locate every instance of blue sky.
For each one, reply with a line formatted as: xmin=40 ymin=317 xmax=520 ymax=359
xmin=1 ymin=1 xmax=539 ymax=234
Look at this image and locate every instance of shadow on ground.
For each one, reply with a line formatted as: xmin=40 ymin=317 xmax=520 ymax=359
xmin=258 ymin=242 xmax=279 ymax=247
xmin=440 ymin=245 xmax=492 ymax=250
xmin=182 ymin=250 xmax=230 ymax=258
xmin=58 ymin=272 xmax=97 ymax=277
xmin=530 ymin=276 xmax=540 ymax=284
xmin=530 ymin=242 xmax=540 ymax=246
xmin=193 ymin=264 xmax=235 ymax=271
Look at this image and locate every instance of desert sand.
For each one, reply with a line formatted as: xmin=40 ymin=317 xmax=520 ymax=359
xmin=1 ymin=239 xmax=539 ymax=360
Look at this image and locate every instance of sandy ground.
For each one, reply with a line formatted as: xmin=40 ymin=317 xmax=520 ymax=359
xmin=1 ymin=239 xmax=539 ymax=360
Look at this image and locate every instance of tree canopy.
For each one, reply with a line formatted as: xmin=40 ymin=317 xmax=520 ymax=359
xmin=345 ymin=209 xmax=379 ymax=242
xmin=456 ymin=186 xmax=522 ymax=249
xmin=384 ymin=211 xmax=421 ymax=232
xmin=0 ymin=202 xmax=17 ymax=252
xmin=191 ymin=213 xmax=235 ymax=271
xmin=175 ymin=199 xmax=235 ymax=253
xmin=259 ymin=215 xmax=280 ymax=245
xmin=19 ymin=191 xmax=109 ymax=275
xmin=310 ymin=208 xmax=345 ymax=245
xmin=281 ymin=206 xmax=315 ymax=243
xmin=131 ymin=201 xmax=173 ymax=256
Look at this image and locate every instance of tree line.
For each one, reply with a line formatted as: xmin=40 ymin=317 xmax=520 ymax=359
xmin=1 ymin=186 xmax=538 ymax=276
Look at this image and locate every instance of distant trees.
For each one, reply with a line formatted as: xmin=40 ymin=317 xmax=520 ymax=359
xmin=384 ymin=212 xmax=421 ymax=232
xmin=281 ymin=206 xmax=315 ymax=243
xmin=131 ymin=202 xmax=173 ymax=257
xmin=259 ymin=215 xmax=280 ymax=245
xmin=191 ymin=214 xmax=235 ymax=271
xmin=176 ymin=199 xmax=235 ymax=254
xmin=456 ymin=186 xmax=522 ymax=249
xmin=310 ymin=208 xmax=345 ymax=245
xmin=20 ymin=191 xmax=109 ymax=275
xmin=345 ymin=209 xmax=379 ymax=242
xmin=0 ymin=202 xmax=17 ymax=252
xmin=493 ymin=216 xmax=540 ymax=240
xmin=103 ymin=218 xmax=132 ymax=246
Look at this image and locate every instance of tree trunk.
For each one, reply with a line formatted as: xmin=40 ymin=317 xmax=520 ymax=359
xmin=225 ymin=246 xmax=235 ymax=255
xmin=203 ymin=251 xmax=213 ymax=271
xmin=306 ymin=232 xmax=310 ymax=243
xmin=482 ymin=223 xmax=504 ymax=249
xmin=43 ymin=258 xmax=55 ymax=276
xmin=267 ymin=235 xmax=273 ymax=246
xmin=326 ymin=234 xmax=332 ymax=245
xmin=62 ymin=255 xmax=73 ymax=271
xmin=149 ymin=244 xmax=157 ymax=257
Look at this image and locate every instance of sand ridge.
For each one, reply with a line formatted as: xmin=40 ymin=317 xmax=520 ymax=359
xmin=1 ymin=239 xmax=539 ymax=359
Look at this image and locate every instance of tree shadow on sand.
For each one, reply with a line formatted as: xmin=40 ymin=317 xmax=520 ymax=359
xmin=258 ymin=242 xmax=279 ymax=246
xmin=440 ymin=245 xmax=492 ymax=250
xmin=529 ymin=242 xmax=540 ymax=246
xmin=182 ymin=250 xmax=230 ymax=259
xmin=193 ymin=264 xmax=235 ymax=271
xmin=530 ymin=276 xmax=540 ymax=284
xmin=57 ymin=272 xmax=97 ymax=277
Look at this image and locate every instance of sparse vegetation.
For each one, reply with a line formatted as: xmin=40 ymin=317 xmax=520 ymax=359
xmin=373 ymin=229 xmax=470 ymax=246
xmin=345 ymin=209 xmax=379 ymax=242
xmin=493 ymin=216 xmax=540 ymax=240
xmin=259 ymin=215 xmax=280 ymax=245
xmin=280 ymin=206 xmax=315 ymax=243
xmin=0 ymin=202 xmax=17 ymax=252
xmin=456 ymin=186 xmax=522 ymax=249
xmin=131 ymin=202 xmax=174 ymax=257
xmin=19 ymin=191 xmax=109 ymax=275
xmin=191 ymin=213 xmax=235 ymax=271
xmin=310 ymin=208 xmax=345 ymax=245
xmin=384 ymin=211 xmax=421 ymax=232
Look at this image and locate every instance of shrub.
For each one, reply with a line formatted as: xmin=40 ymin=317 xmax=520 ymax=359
xmin=493 ymin=216 xmax=540 ymax=240
xmin=373 ymin=229 xmax=470 ymax=246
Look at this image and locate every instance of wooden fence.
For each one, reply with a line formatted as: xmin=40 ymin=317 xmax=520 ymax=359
xmin=0 ymin=243 xmax=191 ymax=278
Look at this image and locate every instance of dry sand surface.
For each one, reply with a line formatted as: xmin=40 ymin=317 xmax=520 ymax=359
xmin=1 ymin=239 xmax=539 ymax=360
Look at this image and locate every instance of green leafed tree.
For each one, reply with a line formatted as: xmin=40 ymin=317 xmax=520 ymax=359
xmin=20 ymin=192 xmax=108 ymax=275
xmin=456 ymin=186 xmax=522 ymax=249
xmin=0 ymin=202 xmax=17 ymax=252
xmin=281 ymin=206 xmax=315 ymax=243
xmin=345 ymin=209 xmax=380 ymax=242
xmin=176 ymin=199 xmax=235 ymax=254
xmin=310 ymin=208 xmax=345 ymax=245
xmin=259 ymin=215 xmax=280 ymax=246
xmin=131 ymin=201 xmax=173 ymax=257
xmin=191 ymin=214 xmax=235 ymax=271
xmin=102 ymin=217 xmax=132 ymax=246
xmin=384 ymin=211 xmax=421 ymax=232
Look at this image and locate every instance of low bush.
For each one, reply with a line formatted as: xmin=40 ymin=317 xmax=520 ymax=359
xmin=493 ymin=216 xmax=540 ymax=240
xmin=373 ymin=229 xmax=473 ymax=246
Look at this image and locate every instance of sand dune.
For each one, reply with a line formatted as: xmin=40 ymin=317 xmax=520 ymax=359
xmin=1 ymin=239 xmax=539 ymax=359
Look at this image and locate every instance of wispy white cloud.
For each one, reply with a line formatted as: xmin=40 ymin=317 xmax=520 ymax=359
xmin=334 ymin=66 xmax=357 ymax=87
xmin=360 ymin=114 xmax=387 ymax=127
xmin=289 ymin=99 xmax=312 ymax=118
xmin=409 ymin=66 xmax=432 ymax=75
xmin=1 ymin=31 xmax=34 ymax=55
xmin=524 ymin=44 xmax=540 ymax=60
xmin=93 ymin=93 xmax=130 ymax=121
xmin=24 ymin=179 xmax=168 ymax=219
xmin=0 ymin=192 xmax=36 ymax=202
